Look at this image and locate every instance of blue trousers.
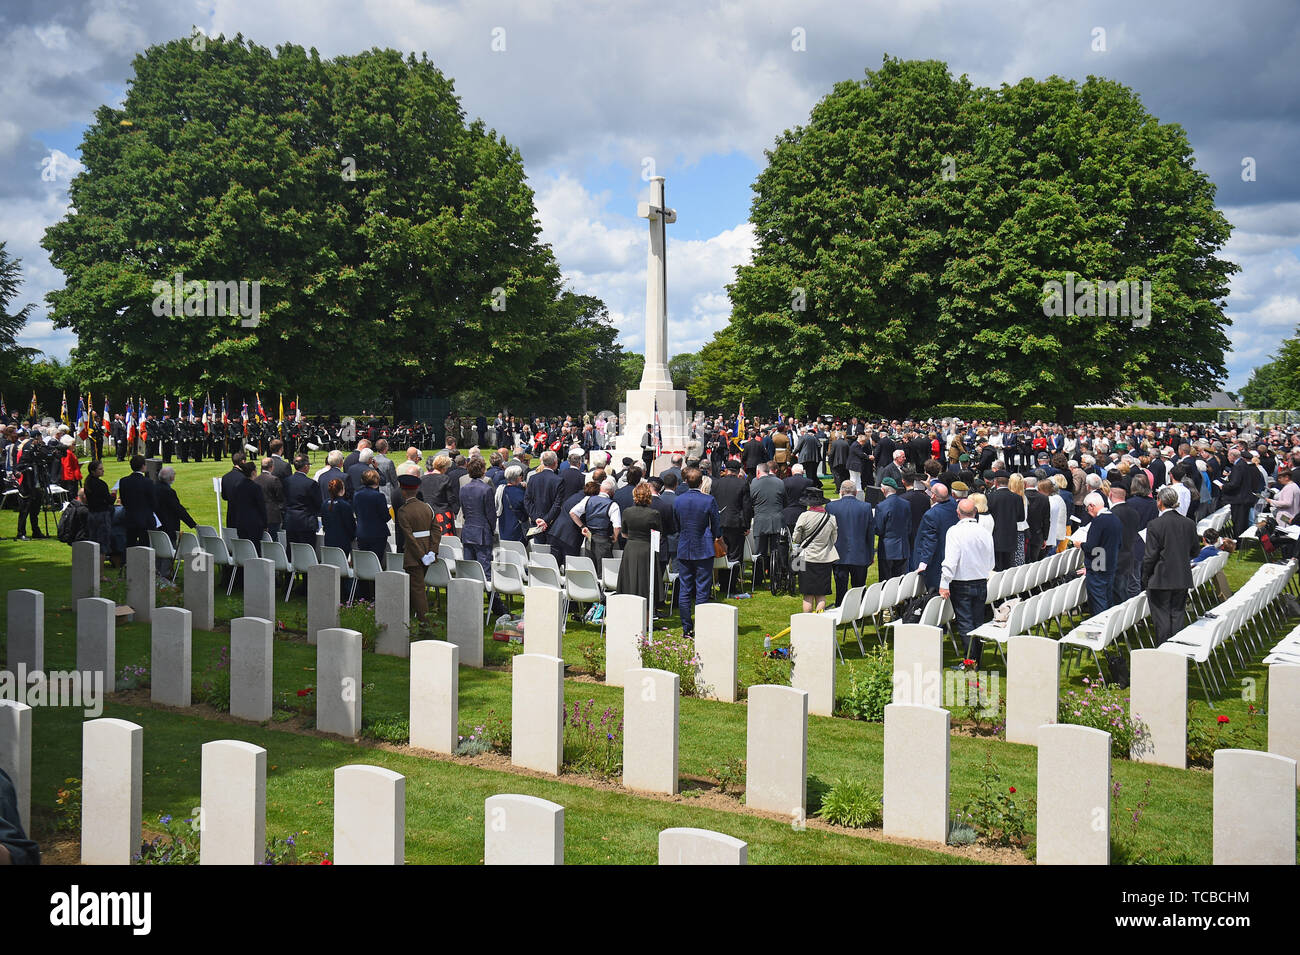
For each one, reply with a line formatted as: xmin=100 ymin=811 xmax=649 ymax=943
xmin=677 ymin=557 xmax=713 ymax=634
xmin=950 ymin=578 xmax=988 ymax=663
xmin=1086 ymin=572 xmax=1114 ymax=616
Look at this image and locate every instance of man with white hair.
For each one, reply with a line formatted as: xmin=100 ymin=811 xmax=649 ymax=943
xmin=1142 ymin=486 xmax=1201 ymax=647
xmin=940 ymin=498 xmax=995 ymax=667
xmin=571 ymin=476 xmax=621 ymax=574
xmin=345 ymin=446 xmax=375 ymax=498
xmin=524 ymin=449 xmax=565 ymax=545
xmin=1075 ymin=491 xmax=1121 ymax=616
xmin=316 ymin=449 xmax=345 ymax=502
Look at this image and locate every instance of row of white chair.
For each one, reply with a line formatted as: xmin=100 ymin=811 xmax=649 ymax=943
xmin=968 ymin=576 xmax=1089 ymax=662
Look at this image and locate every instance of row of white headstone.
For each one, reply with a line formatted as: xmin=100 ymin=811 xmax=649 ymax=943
xmin=4 ymin=712 xmax=747 ymax=865
xmin=890 ymin=624 xmax=1300 ymax=773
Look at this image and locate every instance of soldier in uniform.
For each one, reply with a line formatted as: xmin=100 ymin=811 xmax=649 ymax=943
xmin=395 ymin=472 xmax=438 ymax=623
xmin=111 ymin=414 xmax=127 ymax=461
xmin=158 ymin=413 xmax=175 ymax=463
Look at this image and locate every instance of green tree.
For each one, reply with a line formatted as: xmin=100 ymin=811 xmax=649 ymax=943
xmin=690 ymin=324 xmax=756 ymax=413
xmin=727 ymin=57 xmax=1236 ymax=420
xmin=42 ymin=36 xmax=588 ymax=410
xmin=619 ymin=353 xmax=645 ymax=395
xmin=667 ymin=351 xmax=701 ymax=394
xmin=1239 ymin=336 xmax=1300 ymax=410
xmin=0 ymin=241 xmax=38 ymax=393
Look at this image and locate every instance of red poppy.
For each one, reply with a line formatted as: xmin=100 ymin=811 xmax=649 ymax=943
xmin=1008 ymin=786 xmax=1016 ymax=794
xmin=1217 ymin=715 xmax=1229 ymax=724
xmin=320 ymin=859 xmax=333 ymax=866
xmin=297 ymin=688 xmax=313 ymax=697
xmin=963 ymin=659 xmax=976 ymax=667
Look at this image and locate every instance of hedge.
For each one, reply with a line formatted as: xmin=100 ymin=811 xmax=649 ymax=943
xmin=910 ymin=403 xmax=1232 ymax=424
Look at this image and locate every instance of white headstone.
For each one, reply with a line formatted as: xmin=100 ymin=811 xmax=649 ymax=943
xmin=604 ymin=593 xmax=646 ymax=687
xmin=71 ymin=539 xmax=101 ymax=602
xmin=695 ymin=603 xmax=738 ymax=702
xmin=484 ymin=793 xmax=564 ymax=865
xmin=1213 ymin=749 xmax=1297 ymax=865
xmin=790 ymin=612 xmax=836 ymax=717
xmin=523 ymin=584 xmax=565 ymax=659
xmin=199 ymin=739 xmax=267 ymax=865
xmin=334 ymin=765 xmax=405 ymax=865
xmin=230 ymin=617 xmax=274 ymax=722
xmin=511 ymin=653 xmax=564 ymax=775
xmin=5 ymin=589 xmax=43 ymax=674
xmin=317 ymin=628 xmax=363 ymax=736
xmin=184 ymin=549 xmax=215 ymax=630
xmin=447 ymin=578 xmax=485 ymax=667
xmin=150 ymin=607 xmax=192 ymax=707
xmin=1037 ymin=723 xmax=1110 ymax=865
xmin=410 ymin=640 xmax=458 ymax=754
xmin=658 ymin=827 xmax=748 ymax=865
xmin=126 ymin=545 xmax=156 ymax=623
xmin=307 ymin=563 xmax=340 ymax=646
xmin=76 ymin=597 xmax=116 ymax=685
xmin=1269 ymin=664 xmax=1300 ymax=785
xmin=242 ymin=556 xmax=276 ymax=624
xmin=1005 ymin=635 xmax=1061 ymax=745
xmin=745 ymin=685 xmax=808 ymax=819
xmin=80 ymin=717 xmax=142 ymax=865
xmin=883 ymin=703 xmax=949 ymax=844
xmin=0 ymin=700 xmax=32 ymax=834
xmin=374 ymin=570 xmax=410 ymax=657
xmin=891 ymin=623 xmax=943 ymax=706
xmin=623 ymin=668 xmax=679 ymax=794
xmin=1130 ymin=649 xmax=1187 ymax=767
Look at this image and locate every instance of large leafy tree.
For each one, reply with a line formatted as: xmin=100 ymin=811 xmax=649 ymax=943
xmin=1239 ymin=334 xmax=1300 ymax=410
xmin=727 ymin=57 xmax=1236 ymax=420
xmin=0 ymin=241 xmax=38 ymax=393
xmin=43 ymin=36 xmax=597 ymax=410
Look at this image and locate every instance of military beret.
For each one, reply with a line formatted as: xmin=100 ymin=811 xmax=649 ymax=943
xmin=398 ymin=474 xmax=421 ymax=489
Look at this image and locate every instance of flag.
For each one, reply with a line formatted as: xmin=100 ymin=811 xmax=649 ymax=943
xmin=294 ymin=394 xmax=302 ymax=424
xmin=221 ymin=397 xmax=228 ymax=426
xmin=29 ymin=390 xmax=38 ymax=420
xmin=76 ymin=395 xmax=87 ymax=439
xmin=126 ymin=399 xmax=137 ymax=445
xmin=102 ymin=396 xmax=110 ymax=435
xmin=202 ymin=395 xmax=211 ymax=432
xmin=256 ymin=392 xmax=265 ymax=421
xmin=1 ymin=395 xmax=7 ymax=420
xmin=278 ymin=393 xmax=283 ymax=424
xmin=163 ymin=396 xmax=169 ymax=418
xmin=140 ymin=398 xmax=148 ymax=443
xmin=735 ymin=400 xmax=745 ymax=441
xmin=653 ymin=397 xmax=663 ymax=455
xmin=61 ymin=391 xmax=69 ymax=426
xmin=188 ymin=397 xmax=195 ymax=423
xmin=242 ymin=399 xmax=249 ymax=436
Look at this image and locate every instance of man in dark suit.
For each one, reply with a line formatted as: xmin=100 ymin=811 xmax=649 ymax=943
xmin=874 ymin=431 xmax=897 ymax=484
xmin=911 ymin=483 xmax=959 ymax=592
xmin=875 ymin=478 xmax=911 ymax=580
xmin=268 ymin=438 xmax=293 ymax=482
xmin=826 ymin=480 xmax=874 ymax=606
xmin=782 ymin=463 xmax=816 ymax=508
xmin=1221 ymin=447 xmax=1264 ymax=538
xmin=1108 ymin=486 xmax=1142 ymax=604
xmin=523 ymin=449 xmax=565 ymax=546
xmin=1023 ymin=475 xmax=1051 ymax=561
xmin=908 ymin=431 xmax=931 ymax=472
xmin=711 ymin=460 xmax=751 ymax=594
xmin=1142 ymin=486 xmax=1202 ymax=646
xmin=345 ymin=447 xmax=377 ymax=499
xmin=255 ymin=457 xmax=285 ymax=540
xmin=749 ymin=463 xmax=785 ymax=590
xmin=902 ymin=472 xmax=930 ymax=545
xmin=879 ymin=448 xmax=907 ymax=489
xmin=740 ymin=434 xmax=767 ymax=479
xmin=559 ymin=449 xmax=586 ymax=501
xmin=317 ymin=450 xmax=345 ymax=504
xmin=828 ymin=431 xmax=851 ymax=489
xmin=118 ymin=454 xmax=157 ymax=549
xmin=673 ymin=467 xmax=721 ymax=637
xmin=613 ymin=465 xmax=642 ymax=514
xmin=342 ymin=438 xmax=370 ymax=474
xmin=648 ymin=479 xmax=678 ymax=613
xmin=154 ymin=466 xmax=195 ymax=544
xmin=986 ymin=475 xmax=1022 ymax=570
xmin=1076 ymin=492 xmax=1121 ymax=615
xmin=283 ymin=454 xmax=323 ymax=547
xmin=221 ymin=450 xmax=248 ymax=532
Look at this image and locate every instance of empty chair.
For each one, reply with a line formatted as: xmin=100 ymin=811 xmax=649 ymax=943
xmin=351 ymin=549 xmax=384 ymax=606
xmin=455 ymin=559 xmax=495 ymax=627
xmin=261 ymin=540 xmax=293 ymax=598
xmin=438 ymin=536 xmax=464 ymax=560
xmin=526 ymin=564 xmax=564 ymax=591
xmin=566 ymin=555 xmax=598 ymax=577
xmin=222 ymin=526 xmax=238 ymax=547
xmin=424 ymin=556 xmax=453 ymax=611
xmin=529 ymin=542 xmax=553 ymax=558
xmin=195 ymin=524 xmax=218 ymax=538
xmin=529 ymin=552 xmax=563 ymax=578
xmin=385 ymin=552 xmax=405 ymax=574
xmin=859 ymin=581 xmax=885 ymax=645
xmin=321 ymin=546 xmax=355 ymax=602
xmin=229 ymin=537 xmax=260 ymax=594
xmin=201 ymin=536 xmax=238 ymax=594
xmin=498 ymin=539 xmax=528 ymax=560
xmin=828 ymin=585 xmax=866 ymax=659
xmin=602 ymin=557 xmax=621 ymax=593
xmin=287 ymin=542 xmax=318 ymax=602
xmin=149 ymin=530 xmax=179 ymax=583
xmin=175 ymin=531 xmax=202 ymax=567
xmin=491 ymin=560 xmax=526 ymax=613
xmin=565 ymin=568 xmax=605 ymax=635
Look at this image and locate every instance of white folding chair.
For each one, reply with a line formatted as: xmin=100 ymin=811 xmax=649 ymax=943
xmin=829 ymin=585 xmax=866 ymax=659
xmin=149 ymin=530 xmax=178 ymax=583
xmin=288 ymin=542 xmax=318 ymax=602
xmin=424 ymin=557 xmax=452 ymax=610
xmin=261 ymin=540 xmax=293 ymax=598
xmin=602 ymin=557 xmax=621 ymax=593
xmin=455 ymin=558 xmax=495 ymax=627
xmin=565 ymin=568 xmax=605 ymax=636
xmin=385 ymin=552 xmax=405 ymax=573
xmin=350 ymin=549 xmax=384 ymax=606
xmin=491 ymin=560 xmax=526 ymax=613
xmin=321 ymin=546 xmax=355 ymax=603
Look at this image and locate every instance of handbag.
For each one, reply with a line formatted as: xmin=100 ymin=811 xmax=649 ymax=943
xmin=790 ymin=513 xmax=830 ymax=573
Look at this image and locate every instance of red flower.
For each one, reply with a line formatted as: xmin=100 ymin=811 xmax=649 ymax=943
xmin=1217 ymin=715 xmax=1229 ymax=724
xmin=1008 ymin=786 xmax=1016 ymax=794
xmin=297 ymin=688 xmax=313 ymax=697
xmin=320 ymin=859 xmax=332 ymax=865
xmin=963 ymin=659 xmax=976 ymax=667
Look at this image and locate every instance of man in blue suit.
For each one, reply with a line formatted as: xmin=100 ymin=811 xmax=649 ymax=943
xmin=825 ymin=479 xmax=874 ymax=607
xmin=673 ymin=467 xmax=720 ymax=638
xmin=875 ymin=477 xmax=911 ymax=580
xmin=523 ymin=450 xmax=566 ymax=545
xmin=911 ymin=483 xmax=960 ymax=592
xmin=118 ymin=454 xmax=157 ymax=548
xmin=1076 ymin=491 xmax=1121 ymax=615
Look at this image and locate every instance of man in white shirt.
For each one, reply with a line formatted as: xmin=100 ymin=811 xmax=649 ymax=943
xmin=940 ymin=498 xmax=996 ymax=667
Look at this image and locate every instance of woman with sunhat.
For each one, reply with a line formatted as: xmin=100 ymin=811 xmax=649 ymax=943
xmin=791 ymin=485 xmax=839 ymax=613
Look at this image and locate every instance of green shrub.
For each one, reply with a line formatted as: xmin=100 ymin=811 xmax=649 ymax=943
xmin=961 ymin=752 xmax=1030 ymax=847
xmin=1185 ymin=702 xmax=1265 ymax=767
xmin=747 ymin=647 xmax=792 ymax=690
xmin=338 ymin=599 xmax=379 ymax=651
xmin=835 ymin=646 xmax=893 ymax=722
xmin=563 ymin=698 xmax=623 ymax=778
xmin=362 ymin=715 xmax=410 ymax=743
xmin=638 ymin=633 xmax=700 ymax=696
xmin=193 ymin=645 xmax=230 ymax=712
xmin=1060 ymin=677 xmax=1151 ymax=758
xmin=816 ymin=778 xmax=883 ymax=828
xmin=704 ymin=757 xmax=746 ymax=795
xmin=579 ymin=640 xmax=605 ymax=677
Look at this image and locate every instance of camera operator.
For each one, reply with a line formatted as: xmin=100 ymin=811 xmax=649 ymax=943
xmin=13 ymin=427 xmax=48 ymax=540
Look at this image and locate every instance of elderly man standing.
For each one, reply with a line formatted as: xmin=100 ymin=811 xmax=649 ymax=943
xmin=875 ymin=477 xmax=911 ymax=580
xmin=1142 ymin=486 xmax=1201 ymax=646
xmin=912 ymin=482 xmax=959 ymax=593
xmin=1075 ymin=491 xmax=1121 ymax=616
xmin=825 ymin=480 xmax=874 ymax=606
xmin=940 ymin=498 xmax=995 ymax=667
xmin=674 ymin=467 xmax=721 ymax=639
xmin=524 ymin=449 xmax=565 ymax=546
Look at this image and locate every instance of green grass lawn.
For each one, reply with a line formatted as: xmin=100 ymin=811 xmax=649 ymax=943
xmin=2 ymin=453 xmax=1296 ymax=864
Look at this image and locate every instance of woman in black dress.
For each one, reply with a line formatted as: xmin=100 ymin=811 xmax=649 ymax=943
xmin=83 ymin=460 xmax=115 ymax=563
xmin=616 ymin=482 xmax=662 ymax=603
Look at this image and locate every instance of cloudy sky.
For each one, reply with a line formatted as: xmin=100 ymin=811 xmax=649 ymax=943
xmin=2 ymin=0 xmax=1297 ymax=391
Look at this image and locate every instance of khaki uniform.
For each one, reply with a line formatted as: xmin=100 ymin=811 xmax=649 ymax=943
xmin=396 ymin=494 xmax=439 ymax=620
xmin=772 ymin=431 xmax=790 ymax=465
